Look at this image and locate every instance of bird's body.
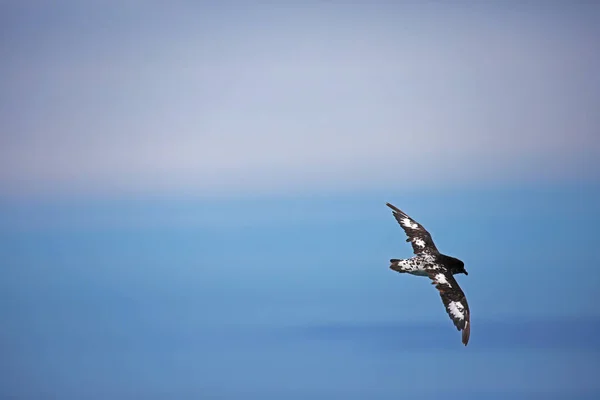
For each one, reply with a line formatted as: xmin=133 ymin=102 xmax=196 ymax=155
xmin=391 ymin=254 xmax=467 ymax=277
xmin=386 ymin=202 xmax=471 ymax=346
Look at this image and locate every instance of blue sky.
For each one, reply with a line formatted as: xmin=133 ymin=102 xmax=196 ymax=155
xmin=1 ymin=1 xmax=600 ymax=399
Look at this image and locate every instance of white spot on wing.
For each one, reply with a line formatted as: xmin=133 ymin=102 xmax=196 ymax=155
xmin=434 ymin=273 xmax=451 ymax=287
xmin=414 ymin=238 xmax=426 ymax=248
xmin=448 ymin=301 xmax=465 ymax=321
xmin=401 ymin=217 xmax=419 ymax=229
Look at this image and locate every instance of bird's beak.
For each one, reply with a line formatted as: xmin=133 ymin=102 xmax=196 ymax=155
xmin=464 ymin=270 xmax=469 ymax=276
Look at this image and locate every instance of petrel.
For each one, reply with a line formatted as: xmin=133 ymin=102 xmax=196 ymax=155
xmin=386 ymin=202 xmax=471 ymax=345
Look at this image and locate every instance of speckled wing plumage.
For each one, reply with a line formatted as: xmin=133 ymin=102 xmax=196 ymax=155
xmin=386 ymin=203 xmax=439 ymax=255
xmin=427 ymin=267 xmax=471 ymax=346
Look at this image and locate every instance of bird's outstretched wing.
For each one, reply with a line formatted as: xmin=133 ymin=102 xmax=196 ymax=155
xmin=386 ymin=203 xmax=439 ymax=255
xmin=426 ymin=266 xmax=471 ymax=346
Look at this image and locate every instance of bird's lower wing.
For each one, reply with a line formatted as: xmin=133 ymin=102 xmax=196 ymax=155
xmin=426 ymin=266 xmax=471 ymax=346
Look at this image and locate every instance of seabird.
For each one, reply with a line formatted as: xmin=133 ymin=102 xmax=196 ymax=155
xmin=386 ymin=202 xmax=471 ymax=346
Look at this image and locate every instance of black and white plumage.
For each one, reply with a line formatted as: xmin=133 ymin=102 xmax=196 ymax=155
xmin=386 ymin=202 xmax=471 ymax=346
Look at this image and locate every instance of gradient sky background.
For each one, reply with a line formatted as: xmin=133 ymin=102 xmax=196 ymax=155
xmin=1 ymin=1 xmax=600 ymax=399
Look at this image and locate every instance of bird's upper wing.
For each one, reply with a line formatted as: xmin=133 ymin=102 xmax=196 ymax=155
xmin=426 ymin=265 xmax=471 ymax=346
xmin=386 ymin=203 xmax=439 ymax=255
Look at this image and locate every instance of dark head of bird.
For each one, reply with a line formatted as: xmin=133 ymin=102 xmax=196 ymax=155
xmin=445 ymin=255 xmax=468 ymax=276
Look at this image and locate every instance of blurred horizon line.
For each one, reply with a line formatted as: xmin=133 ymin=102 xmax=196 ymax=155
xmin=1 ymin=177 xmax=599 ymax=202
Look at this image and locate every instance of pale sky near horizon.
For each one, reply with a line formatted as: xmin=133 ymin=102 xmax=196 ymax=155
xmin=1 ymin=1 xmax=599 ymax=197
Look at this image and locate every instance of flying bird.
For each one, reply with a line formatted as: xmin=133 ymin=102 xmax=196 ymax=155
xmin=386 ymin=202 xmax=471 ymax=345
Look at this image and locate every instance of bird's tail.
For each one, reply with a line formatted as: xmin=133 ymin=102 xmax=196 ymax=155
xmin=389 ymin=259 xmax=406 ymax=273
